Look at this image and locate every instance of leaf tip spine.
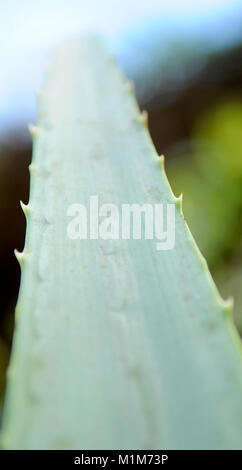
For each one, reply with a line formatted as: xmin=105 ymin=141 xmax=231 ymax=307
xmin=14 ymin=249 xmax=27 ymax=267
xmin=20 ymin=200 xmax=32 ymax=218
xmin=222 ymin=296 xmax=234 ymax=317
xmin=124 ymin=80 xmax=134 ymax=93
xmin=28 ymin=124 xmax=38 ymax=138
xmin=175 ymin=193 xmax=184 ymax=215
xmin=28 ymin=163 xmax=35 ymax=174
xmin=136 ymin=110 xmax=148 ymax=127
xmin=156 ymin=154 xmax=165 ymax=165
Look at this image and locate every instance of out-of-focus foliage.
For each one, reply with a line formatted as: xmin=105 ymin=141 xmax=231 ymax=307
xmin=167 ymin=99 xmax=242 ymax=333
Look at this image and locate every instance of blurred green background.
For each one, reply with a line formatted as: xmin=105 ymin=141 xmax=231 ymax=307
xmin=0 ymin=0 xmax=242 ymax=414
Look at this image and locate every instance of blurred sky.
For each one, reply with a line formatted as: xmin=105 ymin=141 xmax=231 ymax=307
xmin=0 ymin=0 xmax=242 ymax=141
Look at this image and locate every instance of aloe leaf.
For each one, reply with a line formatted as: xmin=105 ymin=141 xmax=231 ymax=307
xmin=1 ymin=37 xmax=242 ymax=450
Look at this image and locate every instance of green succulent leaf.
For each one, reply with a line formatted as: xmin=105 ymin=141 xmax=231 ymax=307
xmin=1 ymin=38 xmax=242 ymax=450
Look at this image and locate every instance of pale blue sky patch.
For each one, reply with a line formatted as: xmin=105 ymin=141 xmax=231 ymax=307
xmin=0 ymin=0 xmax=241 ymax=140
